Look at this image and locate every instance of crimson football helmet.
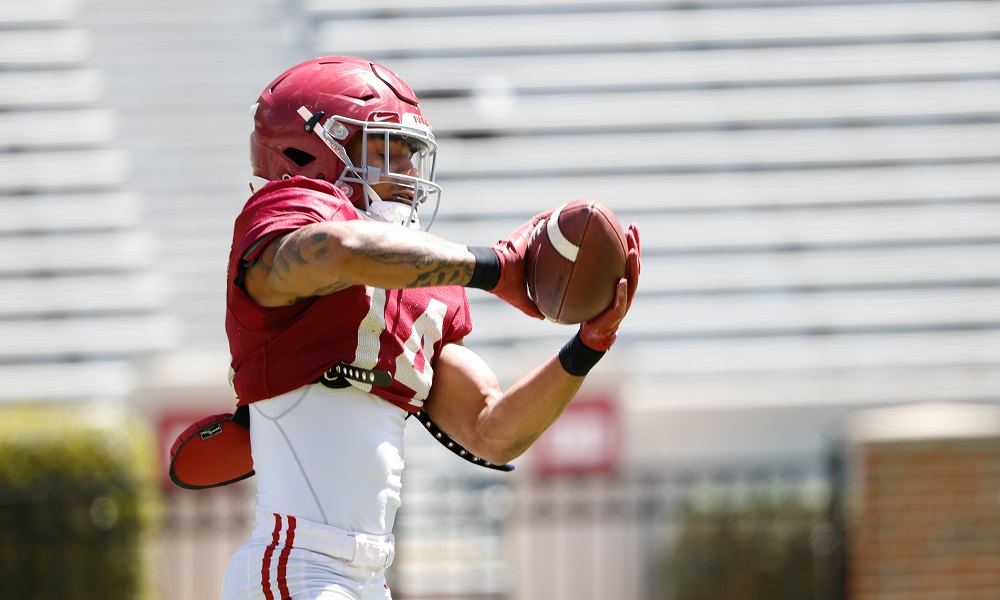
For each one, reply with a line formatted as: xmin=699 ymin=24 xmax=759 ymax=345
xmin=250 ymin=56 xmax=441 ymax=230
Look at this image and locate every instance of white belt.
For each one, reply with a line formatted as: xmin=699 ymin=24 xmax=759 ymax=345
xmin=255 ymin=508 xmax=395 ymax=569
xmin=326 ymin=531 xmax=396 ymax=569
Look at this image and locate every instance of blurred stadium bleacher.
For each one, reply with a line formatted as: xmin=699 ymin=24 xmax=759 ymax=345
xmin=2 ymin=0 xmax=999 ymax=598
xmin=0 ymin=0 xmax=174 ymax=402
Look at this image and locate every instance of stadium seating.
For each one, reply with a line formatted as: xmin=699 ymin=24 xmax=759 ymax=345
xmin=300 ymin=0 xmax=1000 ymax=393
xmin=0 ymin=361 xmax=137 ymax=401
xmin=0 ymin=28 xmax=90 ymax=66
xmin=0 ymin=192 xmax=140 ymax=231
xmin=0 ymin=0 xmax=80 ymax=26
xmin=420 ymin=80 xmax=1000 ymax=135
xmin=0 ymin=109 xmax=117 ymax=149
xmin=313 ymin=2 xmax=1000 ymax=55
xmin=366 ymin=41 xmax=1000 ymax=92
xmin=16 ymin=0 xmax=993 ymax=598
xmin=0 ymin=4 xmax=173 ymax=402
xmin=4 ymin=0 xmax=996 ymax=411
xmin=0 ymin=70 xmax=104 ymax=108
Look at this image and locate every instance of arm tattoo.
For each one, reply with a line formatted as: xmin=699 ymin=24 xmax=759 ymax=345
xmin=271 ymin=224 xmax=475 ymax=297
xmin=270 ymin=230 xmax=321 ymax=283
xmin=358 ymin=231 xmax=475 ymax=288
xmin=409 ymin=261 xmax=475 ymax=288
xmin=269 ymin=227 xmax=351 ymax=301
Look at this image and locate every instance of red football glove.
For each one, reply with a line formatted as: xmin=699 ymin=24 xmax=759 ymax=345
xmin=489 ymin=207 xmax=557 ymax=319
xmin=580 ymin=223 xmax=641 ymax=352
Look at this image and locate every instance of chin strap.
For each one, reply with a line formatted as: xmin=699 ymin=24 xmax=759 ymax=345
xmin=363 ymin=183 xmax=421 ymax=230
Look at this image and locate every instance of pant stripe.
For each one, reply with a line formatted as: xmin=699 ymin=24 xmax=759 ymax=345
xmin=261 ymin=514 xmax=283 ymax=600
xmin=277 ymin=516 xmax=296 ymax=600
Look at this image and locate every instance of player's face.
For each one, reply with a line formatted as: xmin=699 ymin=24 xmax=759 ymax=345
xmin=346 ymin=134 xmax=422 ymax=204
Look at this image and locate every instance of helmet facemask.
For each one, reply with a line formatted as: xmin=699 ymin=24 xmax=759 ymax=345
xmin=298 ymin=108 xmax=442 ymax=231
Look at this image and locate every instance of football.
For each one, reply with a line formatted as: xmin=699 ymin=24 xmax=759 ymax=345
xmin=525 ymin=199 xmax=628 ymax=324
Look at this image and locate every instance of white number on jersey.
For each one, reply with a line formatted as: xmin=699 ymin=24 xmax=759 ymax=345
xmin=350 ymin=287 xmax=447 ymax=407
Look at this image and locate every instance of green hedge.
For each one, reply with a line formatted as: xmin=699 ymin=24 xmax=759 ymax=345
xmin=0 ymin=402 xmax=162 ymax=600
xmin=660 ymin=488 xmax=833 ymax=600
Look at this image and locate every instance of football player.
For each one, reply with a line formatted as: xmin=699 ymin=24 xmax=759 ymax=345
xmin=197 ymin=56 xmax=639 ymax=600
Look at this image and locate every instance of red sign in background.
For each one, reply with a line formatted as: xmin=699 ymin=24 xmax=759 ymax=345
xmin=532 ymin=396 xmax=621 ymax=477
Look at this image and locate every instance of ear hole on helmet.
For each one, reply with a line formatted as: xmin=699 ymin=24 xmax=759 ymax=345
xmin=283 ymin=147 xmax=316 ymax=167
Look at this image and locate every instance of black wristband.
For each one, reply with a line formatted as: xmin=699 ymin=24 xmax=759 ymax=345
xmin=558 ymin=332 xmax=606 ymax=377
xmin=466 ymin=246 xmax=502 ymax=291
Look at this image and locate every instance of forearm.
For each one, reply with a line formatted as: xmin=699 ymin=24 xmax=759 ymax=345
xmin=265 ymin=220 xmax=478 ymax=298
xmin=337 ymin=221 xmax=477 ymax=288
xmin=424 ymin=343 xmax=585 ymax=465
xmin=474 ymin=355 xmax=585 ymax=463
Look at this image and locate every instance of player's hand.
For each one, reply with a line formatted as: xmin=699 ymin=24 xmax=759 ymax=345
xmin=580 ymin=223 xmax=641 ymax=351
xmin=489 ymin=208 xmax=557 ymax=319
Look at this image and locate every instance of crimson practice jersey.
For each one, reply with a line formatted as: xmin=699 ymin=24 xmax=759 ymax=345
xmin=226 ymin=176 xmax=473 ymax=412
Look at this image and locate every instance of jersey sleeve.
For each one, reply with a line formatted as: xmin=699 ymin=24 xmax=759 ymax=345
xmin=442 ymin=287 xmax=474 ymax=345
xmin=231 ymin=177 xmax=359 ymax=268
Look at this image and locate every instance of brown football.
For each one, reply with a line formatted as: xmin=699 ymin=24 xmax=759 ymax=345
xmin=526 ymin=200 xmax=628 ymax=324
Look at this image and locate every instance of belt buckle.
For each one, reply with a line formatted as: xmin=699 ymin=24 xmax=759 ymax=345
xmin=348 ymin=533 xmax=394 ymax=568
xmin=347 ymin=532 xmax=367 ymax=567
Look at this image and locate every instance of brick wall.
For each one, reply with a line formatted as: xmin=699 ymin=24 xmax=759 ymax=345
xmin=847 ymin=403 xmax=1000 ymax=600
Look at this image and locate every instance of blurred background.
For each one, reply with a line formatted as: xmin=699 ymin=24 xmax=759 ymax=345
xmin=2 ymin=0 xmax=999 ymax=598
